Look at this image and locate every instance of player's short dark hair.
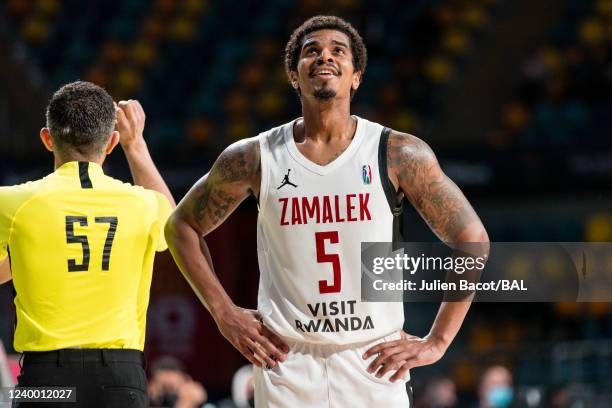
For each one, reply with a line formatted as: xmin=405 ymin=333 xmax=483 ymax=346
xmin=284 ymin=16 xmax=367 ymax=95
xmin=46 ymin=81 xmax=115 ymax=157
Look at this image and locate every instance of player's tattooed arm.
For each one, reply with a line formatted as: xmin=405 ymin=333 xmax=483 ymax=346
xmin=364 ymin=131 xmax=489 ymax=381
xmin=387 ymin=130 xmax=488 ymax=244
xmin=165 ymin=138 xmax=288 ymax=369
xmin=185 ymin=137 xmax=261 ymax=235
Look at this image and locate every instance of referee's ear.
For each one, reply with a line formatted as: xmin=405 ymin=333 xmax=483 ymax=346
xmin=40 ymin=128 xmax=54 ymax=152
xmin=104 ymin=131 xmax=120 ymax=155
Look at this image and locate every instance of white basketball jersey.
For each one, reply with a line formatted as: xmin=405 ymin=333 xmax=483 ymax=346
xmin=257 ymin=116 xmax=404 ymax=345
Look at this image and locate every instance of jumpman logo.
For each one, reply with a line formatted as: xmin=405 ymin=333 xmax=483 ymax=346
xmin=277 ymin=169 xmax=298 ymax=189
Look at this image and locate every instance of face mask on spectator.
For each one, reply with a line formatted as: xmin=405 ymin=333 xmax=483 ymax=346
xmin=487 ymin=385 xmax=513 ymax=407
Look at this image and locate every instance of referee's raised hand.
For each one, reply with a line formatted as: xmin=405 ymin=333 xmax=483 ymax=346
xmin=215 ymin=306 xmax=289 ymax=368
xmin=114 ymin=99 xmax=175 ymax=205
xmin=115 ymin=99 xmax=146 ymax=152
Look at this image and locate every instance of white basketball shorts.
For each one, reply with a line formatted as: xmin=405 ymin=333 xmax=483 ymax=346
xmin=254 ymin=331 xmax=412 ymax=407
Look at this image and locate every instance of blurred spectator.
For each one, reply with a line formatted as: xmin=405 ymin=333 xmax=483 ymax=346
xmin=546 ymin=385 xmax=570 ymax=408
xmin=478 ymin=366 xmax=514 ymax=408
xmin=149 ymin=356 xmax=207 ymax=408
xmin=419 ymin=376 xmax=458 ymax=408
xmin=216 ymin=364 xmax=254 ymax=408
xmin=0 ymin=341 xmax=14 ymax=388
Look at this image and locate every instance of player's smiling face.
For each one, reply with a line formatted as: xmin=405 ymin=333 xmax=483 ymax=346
xmin=292 ymin=29 xmax=361 ymax=101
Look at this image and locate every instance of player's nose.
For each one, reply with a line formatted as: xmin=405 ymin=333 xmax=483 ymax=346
xmin=318 ymin=47 xmax=334 ymax=64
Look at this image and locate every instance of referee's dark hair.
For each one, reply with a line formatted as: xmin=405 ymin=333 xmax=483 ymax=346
xmin=284 ymin=15 xmax=367 ymax=98
xmin=46 ymin=81 xmax=116 ymax=157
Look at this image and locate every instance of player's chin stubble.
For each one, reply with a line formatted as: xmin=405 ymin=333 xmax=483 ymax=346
xmin=314 ymin=88 xmax=337 ymax=100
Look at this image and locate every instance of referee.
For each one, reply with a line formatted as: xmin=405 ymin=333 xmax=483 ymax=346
xmin=0 ymin=81 xmax=175 ymax=407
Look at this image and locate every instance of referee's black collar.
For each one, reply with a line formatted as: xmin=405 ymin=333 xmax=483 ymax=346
xmin=55 ymin=161 xmax=105 ymax=177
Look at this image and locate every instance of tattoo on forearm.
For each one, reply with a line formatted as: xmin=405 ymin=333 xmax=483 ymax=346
xmin=388 ymin=133 xmax=476 ymax=241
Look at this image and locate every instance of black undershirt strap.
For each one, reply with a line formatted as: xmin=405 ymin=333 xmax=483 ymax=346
xmin=378 ymin=127 xmax=404 ymax=242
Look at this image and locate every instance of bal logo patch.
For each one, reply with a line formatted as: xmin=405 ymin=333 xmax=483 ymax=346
xmin=362 ymin=165 xmax=372 ymax=185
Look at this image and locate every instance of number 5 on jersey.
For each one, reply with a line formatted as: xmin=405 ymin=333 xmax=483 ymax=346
xmin=65 ymin=216 xmax=118 ymax=272
xmin=315 ymin=231 xmax=341 ymax=293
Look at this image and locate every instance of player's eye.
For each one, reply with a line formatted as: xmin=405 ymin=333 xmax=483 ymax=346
xmin=334 ymin=48 xmax=345 ymax=54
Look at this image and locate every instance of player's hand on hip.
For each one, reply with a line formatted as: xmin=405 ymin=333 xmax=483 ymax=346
xmin=363 ymin=331 xmax=447 ymax=382
xmin=216 ymin=306 xmax=289 ymax=368
xmin=115 ymin=99 xmax=146 ymax=152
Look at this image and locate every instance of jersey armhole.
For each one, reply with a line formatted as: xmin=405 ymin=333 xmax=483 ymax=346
xmin=378 ymin=127 xmax=405 ymax=242
xmin=378 ymin=127 xmax=403 ymax=216
xmin=258 ymin=134 xmax=270 ymax=218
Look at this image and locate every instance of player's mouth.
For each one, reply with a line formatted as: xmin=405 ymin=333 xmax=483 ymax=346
xmin=310 ymin=66 xmax=339 ymax=78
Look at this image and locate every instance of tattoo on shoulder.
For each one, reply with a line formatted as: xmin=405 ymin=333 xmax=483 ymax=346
xmin=191 ymin=138 xmax=260 ymax=229
xmin=387 ymin=131 xmax=476 ymax=241
xmin=215 ymin=139 xmax=260 ymax=183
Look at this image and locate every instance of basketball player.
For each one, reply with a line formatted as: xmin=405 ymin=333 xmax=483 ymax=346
xmin=165 ymin=16 xmax=488 ymax=407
